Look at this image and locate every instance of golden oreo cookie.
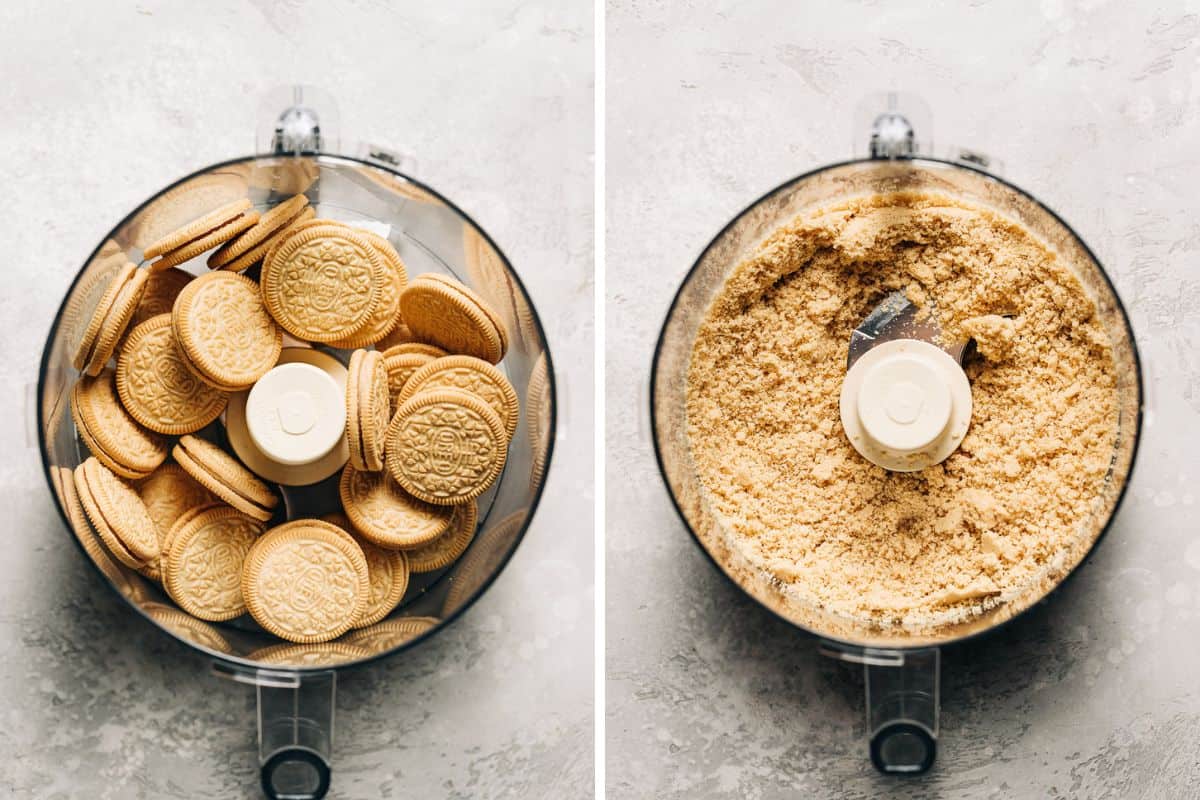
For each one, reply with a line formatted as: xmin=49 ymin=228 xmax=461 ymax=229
xmin=251 ymin=641 xmax=372 ymax=667
xmin=135 ymin=463 xmax=217 ymax=581
xmin=129 ymin=267 xmax=192 ymax=331
xmin=443 ymin=509 xmax=526 ymax=615
xmin=258 ymin=212 xmax=332 ymax=272
xmin=345 ymin=349 xmax=389 ymax=472
xmin=383 ymin=351 xmax=438 ymax=412
xmin=385 ymin=388 xmax=507 ymax=506
xmin=152 ymin=208 xmax=259 ymax=270
xmin=355 ymin=538 xmax=408 ymax=628
xmin=345 ymin=370 xmax=364 ymax=471
xmin=398 ymin=274 xmax=506 ymax=364
xmin=71 ymin=369 xmax=169 ymax=479
xmin=321 ymin=513 xmax=410 ymax=629
xmin=359 ymin=164 xmax=439 ymax=204
xmin=463 ymin=224 xmax=520 ymax=343
xmin=398 ymin=355 xmax=519 ymax=440
xmin=164 ymin=504 xmax=266 ymax=621
xmin=318 ymin=512 xmax=354 ymax=532
xmin=220 ymin=205 xmax=317 ymax=274
xmin=377 ymin=322 xmax=417 ymax=351
xmin=173 ymin=271 xmax=282 ymax=390
xmin=527 ymin=352 xmax=551 ymax=487
xmin=173 ymin=435 xmax=278 ymax=521
xmin=208 ymin=194 xmax=309 ymax=269
xmin=242 ymin=520 xmax=369 ymax=644
xmin=85 ymin=266 xmax=149 ymax=377
xmin=117 ymin=314 xmax=229 ymax=435
xmin=128 ymin=174 xmax=248 ymax=251
xmin=142 ymin=601 xmax=233 ymax=654
xmin=74 ymin=457 xmax=160 ymax=568
xmin=345 ymin=616 xmax=440 ymax=653
xmin=143 ymin=198 xmax=253 ymax=261
xmin=58 ymin=466 xmax=139 ymax=599
xmin=325 ymin=231 xmax=408 ymax=348
xmin=62 ymin=254 xmax=125 ymax=373
xmin=382 ymin=342 xmax=447 ymax=359
xmin=160 ymin=501 xmax=226 ymax=577
xmin=261 ymin=224 xmax=384 ymax=342
xmin=422 ymin=272 xmax=509 ymax=356
xmin=338 ymin=463 xmax=453 ymax=549
xmin=406 ymin=501 xmax=478 ymax=574
xmin=94 ymin=238 xmax=124 ymax=262
xmin=73 ymin=261 xmax=149 ymax=376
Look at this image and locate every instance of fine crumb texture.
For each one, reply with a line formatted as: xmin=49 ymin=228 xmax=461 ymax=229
xmin=686 ymin=192 xmax=1120 ymax=631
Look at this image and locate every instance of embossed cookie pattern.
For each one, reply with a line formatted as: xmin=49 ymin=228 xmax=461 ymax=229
xmin=263 ymin=227 xmax=382 ymax=341
xmin=176 ymin=272 xmax=281 ymax=386
xmin=118 ymin=315 xmax=228 ymax=434
xmin=387 ymin=391 xmax=506 ymax=504
xmin=166 ymin=507 xmax=264 ymax=621
xmin=246 ymin=531 xmax=366 ymax=642
xmin=339 ymin=464 xmax=452 ymax=548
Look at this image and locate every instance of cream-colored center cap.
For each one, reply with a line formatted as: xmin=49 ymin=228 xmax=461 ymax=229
xmin=246 ymin=363 xmax=344 ymax=466
xmin=840 ymin=340 xmax=972 ymax=472
xmin=885 ymin=382 xmax=923 ymax=423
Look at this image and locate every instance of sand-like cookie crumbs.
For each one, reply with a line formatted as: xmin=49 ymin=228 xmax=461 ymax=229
xmin=686 ymin=192 xmax=1119 ymax=630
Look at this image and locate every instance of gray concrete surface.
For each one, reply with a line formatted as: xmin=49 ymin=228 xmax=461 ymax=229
xmin=0 ymin=1 xmax=593 ymax=798
xmin=606 ymin=1 xmax=1200 ymax=798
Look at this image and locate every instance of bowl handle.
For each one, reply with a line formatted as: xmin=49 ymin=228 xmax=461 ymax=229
xmin=212 ymin=663 xmax=337 ymax=799
xmin=818 ymin=644 xmax=940 ymax=775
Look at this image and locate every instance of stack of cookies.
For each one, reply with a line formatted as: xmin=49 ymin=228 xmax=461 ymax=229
xmin=64 ymin=191 xmax=520 ymax=649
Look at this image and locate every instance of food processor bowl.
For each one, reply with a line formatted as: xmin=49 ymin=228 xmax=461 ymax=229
xmin=38 ymin=91 xmax=556 ymax=800
xmin=651 ymin=130 xmax=1141 ymax=771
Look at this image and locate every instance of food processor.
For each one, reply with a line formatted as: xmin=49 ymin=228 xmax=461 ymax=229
xmin=37 ymin=87 xmax=556 ymax=799
xmin=650 ymin=95 xmax=1142 ymax=774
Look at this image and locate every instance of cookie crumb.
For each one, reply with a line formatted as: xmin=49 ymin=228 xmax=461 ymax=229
xmin=686 ymin=192 xmax=1119 ymax=631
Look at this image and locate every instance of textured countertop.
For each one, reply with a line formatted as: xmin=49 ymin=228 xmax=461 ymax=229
xmin=0 ymin=1 xmax=593 ymax=798
xmin=606 ymin=1 xmax=1200 ymax=798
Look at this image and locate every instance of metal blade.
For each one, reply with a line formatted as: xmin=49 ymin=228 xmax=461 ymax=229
xmin=847 ymin=290 xmax=970 ymax=369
